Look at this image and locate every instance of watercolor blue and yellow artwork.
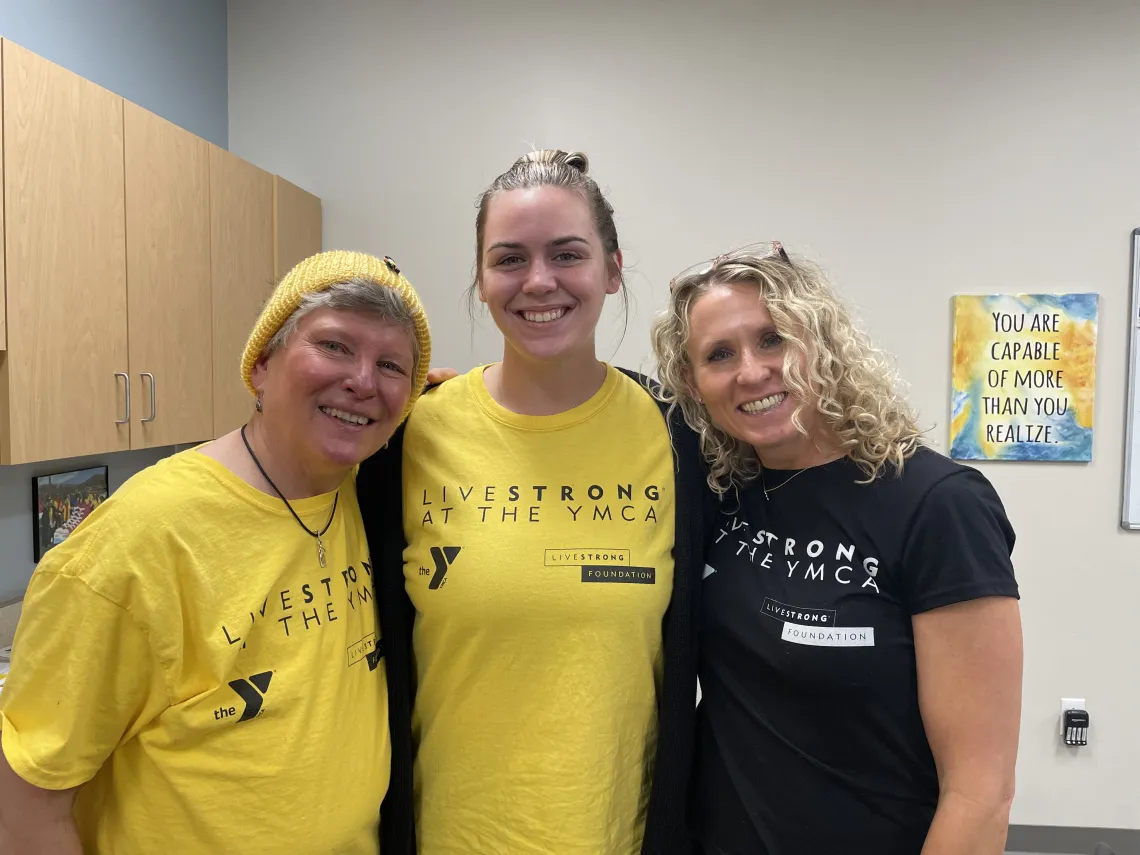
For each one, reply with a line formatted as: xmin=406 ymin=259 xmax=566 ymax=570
xmin=950 ymin=293 xmax=1098 ymax=462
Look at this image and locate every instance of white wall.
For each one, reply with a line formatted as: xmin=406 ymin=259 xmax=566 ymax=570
xmin=229 ymin=0 xmax=1140 ymax=828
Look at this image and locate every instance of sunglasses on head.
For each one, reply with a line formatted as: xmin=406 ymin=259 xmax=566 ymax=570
xmin=669 ymin=240 xmax=791 ymax=291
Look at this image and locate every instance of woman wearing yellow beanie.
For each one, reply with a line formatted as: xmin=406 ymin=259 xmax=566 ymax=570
xmin=0 ymin=250 xmax=429 ymax=855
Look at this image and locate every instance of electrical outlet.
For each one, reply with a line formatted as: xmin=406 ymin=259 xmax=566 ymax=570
xmin=1060 ymin=698 xmax=1088 ymax=744
xmin=1061 ymin=697 xmax=1086 ymax=715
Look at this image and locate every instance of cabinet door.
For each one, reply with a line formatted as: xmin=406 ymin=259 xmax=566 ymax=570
xmin=210 ymin=146 xmax=273 ymax=438
xmin=274 ymin=175 xmax=322 ymax=280
xmin=1 ymin=41 xmax=128 ymax=464
xmin=125 ymin=102 xmax=213 ymax=449
xmin=0 ymin=46 xmax=6 ymax=352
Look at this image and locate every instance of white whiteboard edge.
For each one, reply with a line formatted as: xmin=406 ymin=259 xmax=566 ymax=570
xmin=1121 ymin=231 xmax=1140 ymax=530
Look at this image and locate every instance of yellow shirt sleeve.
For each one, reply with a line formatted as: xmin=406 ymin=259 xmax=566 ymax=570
xmin=0 ymin=569 xmax=169 ymax=791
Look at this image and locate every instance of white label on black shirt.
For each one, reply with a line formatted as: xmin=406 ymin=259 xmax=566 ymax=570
xmin=780 ymin=623 xmax=876 ymax=647
xmin=762 ymin=598 xmax=837 ymax=626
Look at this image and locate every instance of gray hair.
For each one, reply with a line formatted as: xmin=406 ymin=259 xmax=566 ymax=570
xmin=264 ymin=277 xmax=420 ymax=376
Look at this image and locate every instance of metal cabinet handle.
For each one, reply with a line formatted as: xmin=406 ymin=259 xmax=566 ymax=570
xmin=141 ymin=373 xmax=156 ymax=423
xmin=114 ymin=372 xmax=130 ymax=424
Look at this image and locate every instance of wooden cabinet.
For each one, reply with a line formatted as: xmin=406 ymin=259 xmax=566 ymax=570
xmin=1 ymin=41 xmax=129 ymax=464
xmin=274 ymin=175 xmax=322 ymax=280
xmin=0 ymin=48 xmax=5 ymax=352
xmin=211 ymin=146 xmax=274 ymax=438
xmin=124 ymin=102 xmax=213 ymax=449
xmin=0 ymin=39 xmax=321 ymax=464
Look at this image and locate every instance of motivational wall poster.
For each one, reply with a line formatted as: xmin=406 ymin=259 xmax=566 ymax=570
xmin=950 ymin=293 xmax=1098 ymax=462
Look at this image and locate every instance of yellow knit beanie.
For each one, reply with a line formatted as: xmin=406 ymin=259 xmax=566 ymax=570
xmin=241 ymin=250 xmax=431 ymax=422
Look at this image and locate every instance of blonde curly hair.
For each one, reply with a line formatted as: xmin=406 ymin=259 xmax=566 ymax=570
xmin=649 ymin=246 xmax=924 ymax=494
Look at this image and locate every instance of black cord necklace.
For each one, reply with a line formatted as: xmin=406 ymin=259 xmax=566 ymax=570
xmin=241 ymin=424 xmax=338 ymax=568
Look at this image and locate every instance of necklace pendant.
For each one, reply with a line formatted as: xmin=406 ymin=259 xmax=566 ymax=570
xmin=317 ymin=536 xmax=326 ymax=568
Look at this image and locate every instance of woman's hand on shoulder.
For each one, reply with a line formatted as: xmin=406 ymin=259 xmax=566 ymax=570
xmin=426 ymin=366 xmax=458 ymax=385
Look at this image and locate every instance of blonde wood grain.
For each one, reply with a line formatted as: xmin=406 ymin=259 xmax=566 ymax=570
xmin=273 ymin=174 xmax=322 ymax=280
xmin=1 ymin=41 xmax=129 ymax=464
xmin=210 ymin=146 xmax=273 ymax=438
xmin=125 ymin=102 xmax=213 ymax=449
xmin=0 ymin=350 xmax=10 ymax=459
xmin=0 ymin=44 xmax=6 ymax=351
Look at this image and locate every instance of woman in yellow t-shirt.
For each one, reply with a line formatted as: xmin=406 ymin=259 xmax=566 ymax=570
xmin=0 ymin=252 xmax=431 ymax=855
xmin=359 ymin=151 xmax=711 ymax=855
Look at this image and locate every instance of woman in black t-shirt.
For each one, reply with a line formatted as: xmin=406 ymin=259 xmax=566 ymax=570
xmin=649 ymin=243 xmax=1023 ymax=855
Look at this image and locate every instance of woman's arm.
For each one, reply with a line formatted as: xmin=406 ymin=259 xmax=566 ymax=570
xmin=0 ymin=748 xmax=82 ymax=855
xmin=914 ymin=596 xmax=1023 ymax=855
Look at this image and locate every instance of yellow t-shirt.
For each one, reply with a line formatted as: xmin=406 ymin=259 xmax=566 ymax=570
xmin=403 ymin=365 xmax=676 ymax=855
xmin=0 ymin=450 xmax=390 ymax=855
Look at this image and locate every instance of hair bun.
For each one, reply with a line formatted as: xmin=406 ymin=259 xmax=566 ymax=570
xmin=519 ymin=149 xmax=590 ymax=175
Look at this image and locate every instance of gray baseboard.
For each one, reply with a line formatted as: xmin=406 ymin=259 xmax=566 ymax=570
xmin=1007 ymin=824 xmax=1140 ymax=855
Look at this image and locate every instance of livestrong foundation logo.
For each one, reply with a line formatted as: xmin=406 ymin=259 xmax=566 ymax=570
xmin=545 ymin=549 xmax=656 ymax=584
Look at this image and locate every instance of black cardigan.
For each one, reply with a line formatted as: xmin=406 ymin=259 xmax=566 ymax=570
xmin=357 ymin=370 xmax=713 ymax=855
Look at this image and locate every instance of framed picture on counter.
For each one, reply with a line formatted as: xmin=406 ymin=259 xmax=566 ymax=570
xmin=31 ymin=465 xmax=110 ymax=562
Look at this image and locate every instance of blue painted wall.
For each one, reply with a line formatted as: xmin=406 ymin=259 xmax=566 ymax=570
xmin=0 ymin=0 xmax=227 ymax=146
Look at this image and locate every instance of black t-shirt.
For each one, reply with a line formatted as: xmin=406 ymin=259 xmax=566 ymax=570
xmin=693 ymin=447 xmax=1019 ymax=855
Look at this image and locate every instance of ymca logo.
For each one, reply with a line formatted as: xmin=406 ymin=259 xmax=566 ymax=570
xmin=220 ymin=671 xmax=273 ymax=722
xmin=426 ymin=546 xmax=461 ymax=589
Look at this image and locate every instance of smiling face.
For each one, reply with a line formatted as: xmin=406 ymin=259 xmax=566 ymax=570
xmin=686 ymin=282 xmax=825 ymax=468
xmin=251 ymin=306 xmax=414 ymax=481
xmin=478 ymin=185 xmax=622 ymax=365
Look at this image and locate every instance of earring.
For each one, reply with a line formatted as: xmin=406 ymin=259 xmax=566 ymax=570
xmin=255 ymin=397 xmax=263 ymax=413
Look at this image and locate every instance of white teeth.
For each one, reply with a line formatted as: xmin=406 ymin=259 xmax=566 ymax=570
xmin=521 ymin=308 xmax=566 ymax=323
xmin=740 ymin=393 xmax=787 ymax=414
xmin=321 ymin=406 xmax=371 ymax=426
